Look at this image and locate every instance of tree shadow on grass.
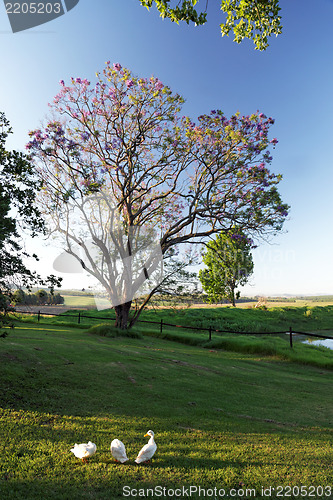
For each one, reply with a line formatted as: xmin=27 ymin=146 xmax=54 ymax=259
xmin=0 ymin=458 xmax=261 ymax=500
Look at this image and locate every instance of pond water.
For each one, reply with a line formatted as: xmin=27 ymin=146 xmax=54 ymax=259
xmin=303 ymin=339 xmax=333 ymax=350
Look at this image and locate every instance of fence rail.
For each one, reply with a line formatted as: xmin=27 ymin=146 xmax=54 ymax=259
xmin=14 ymin=309 xmax=333 ymax=348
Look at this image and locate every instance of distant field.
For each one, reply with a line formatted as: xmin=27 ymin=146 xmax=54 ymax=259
xmin=62 ymin=294 xmax=110 ymax=308
xmin=236 ymin=299 xmax=333 ymax=308
xmin=61 ymin=293 xmax=333 ymax=310
xmin=164 ymin=298 xmax=333 ymax=309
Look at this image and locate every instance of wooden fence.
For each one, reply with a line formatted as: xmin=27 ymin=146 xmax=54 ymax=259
xmin=18 ymin=310 xmax=333 ymax=348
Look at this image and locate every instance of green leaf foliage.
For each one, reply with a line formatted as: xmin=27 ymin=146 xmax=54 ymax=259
xmin=220 ymin=0 xmax=282 ymax=50
xmin=139 ymin=0 xmax=207 ymax=25
xmin=139 ymin=0 xmax=282 ymax=50
xmin=199 ymin=229 xmax=254 ymax=306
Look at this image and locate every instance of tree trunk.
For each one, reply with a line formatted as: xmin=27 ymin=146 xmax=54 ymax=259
xmin=114 ymin=301 xmax=132 ymax=330
xmin=230 ymin=282 xmax=236 ymax=307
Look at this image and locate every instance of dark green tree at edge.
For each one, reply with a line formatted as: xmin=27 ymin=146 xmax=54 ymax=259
xmin=0 ymin=112 xmax=62 ymax=337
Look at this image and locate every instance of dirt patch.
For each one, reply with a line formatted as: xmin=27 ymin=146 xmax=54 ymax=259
xmin=170 ymin=359 xmax=222 ymax=375
xmin=2 ymin=353 xmax=19 ymax=361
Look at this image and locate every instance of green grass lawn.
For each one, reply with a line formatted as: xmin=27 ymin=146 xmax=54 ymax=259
xmin=0 ymin=323 xmax=332 ymax=499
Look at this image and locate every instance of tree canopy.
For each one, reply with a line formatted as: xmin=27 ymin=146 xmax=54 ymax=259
xmin=199 ymin=229 xmax=254 ymax=306
xmin=12 ymin=289 xmax=64 ymax=306
xmin=139 ymin=0 xmax=282 ymax=50
xmin=27 ymin=62 xmax=289 ymax=328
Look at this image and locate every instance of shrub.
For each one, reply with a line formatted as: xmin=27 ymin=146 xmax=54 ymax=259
xmin=87 ymin=323 xmax=142 ymax=339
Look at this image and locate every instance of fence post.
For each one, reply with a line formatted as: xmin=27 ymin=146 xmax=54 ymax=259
xmin=289 ymin=326 xmax=293 ymax=348
xmin=209 ymin=325 xmax=212 ymax=341
xmin=78 ymin=312 xmax=81 ymax=324
xmin=38 ymin=310 xmax=40 ymax=322
xmin=160 ymin=319 xmax=163 ymax=334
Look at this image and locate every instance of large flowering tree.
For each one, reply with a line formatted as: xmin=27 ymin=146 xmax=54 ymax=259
xmin=27 ymin=62 xmax=288 ymax=329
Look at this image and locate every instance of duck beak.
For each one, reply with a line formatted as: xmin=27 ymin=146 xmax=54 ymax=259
xmin=144 ymin=433 xmax=149 ymax=437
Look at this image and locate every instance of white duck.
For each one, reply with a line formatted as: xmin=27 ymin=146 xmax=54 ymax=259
xmin=110 ymin=439 xmax=129 ymax=463
xmin=135 ymin=430 xmax=157 ymax=464
xmin=70 ymin=441 xmax=96 ymax=464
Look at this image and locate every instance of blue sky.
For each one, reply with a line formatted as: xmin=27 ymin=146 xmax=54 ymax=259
xmin=1 ymin=0 xmax=333 ymax=296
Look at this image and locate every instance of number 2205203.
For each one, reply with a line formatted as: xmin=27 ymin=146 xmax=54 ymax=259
xmin=6 ymin=3 xmax=62 ymax=14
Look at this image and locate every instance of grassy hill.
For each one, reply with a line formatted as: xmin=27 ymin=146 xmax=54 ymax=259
xmin=13 ymin=304 xmax=333 ymax=370
xmin=37 ymin=301 xmax=333 ymax=334
xmin=0 ymin=322 xmax=332 ymax=499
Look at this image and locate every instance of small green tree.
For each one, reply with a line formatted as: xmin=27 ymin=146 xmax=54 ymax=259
xmin=199 ymin=230 xmax=254 ymax=306
xmin=12 ymin=289 xmax=26 ymax=305
xmin=35 ymin=290 xmax=48 ymax=305
xmin=53 ymin=293 xmax=65 ymax=305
